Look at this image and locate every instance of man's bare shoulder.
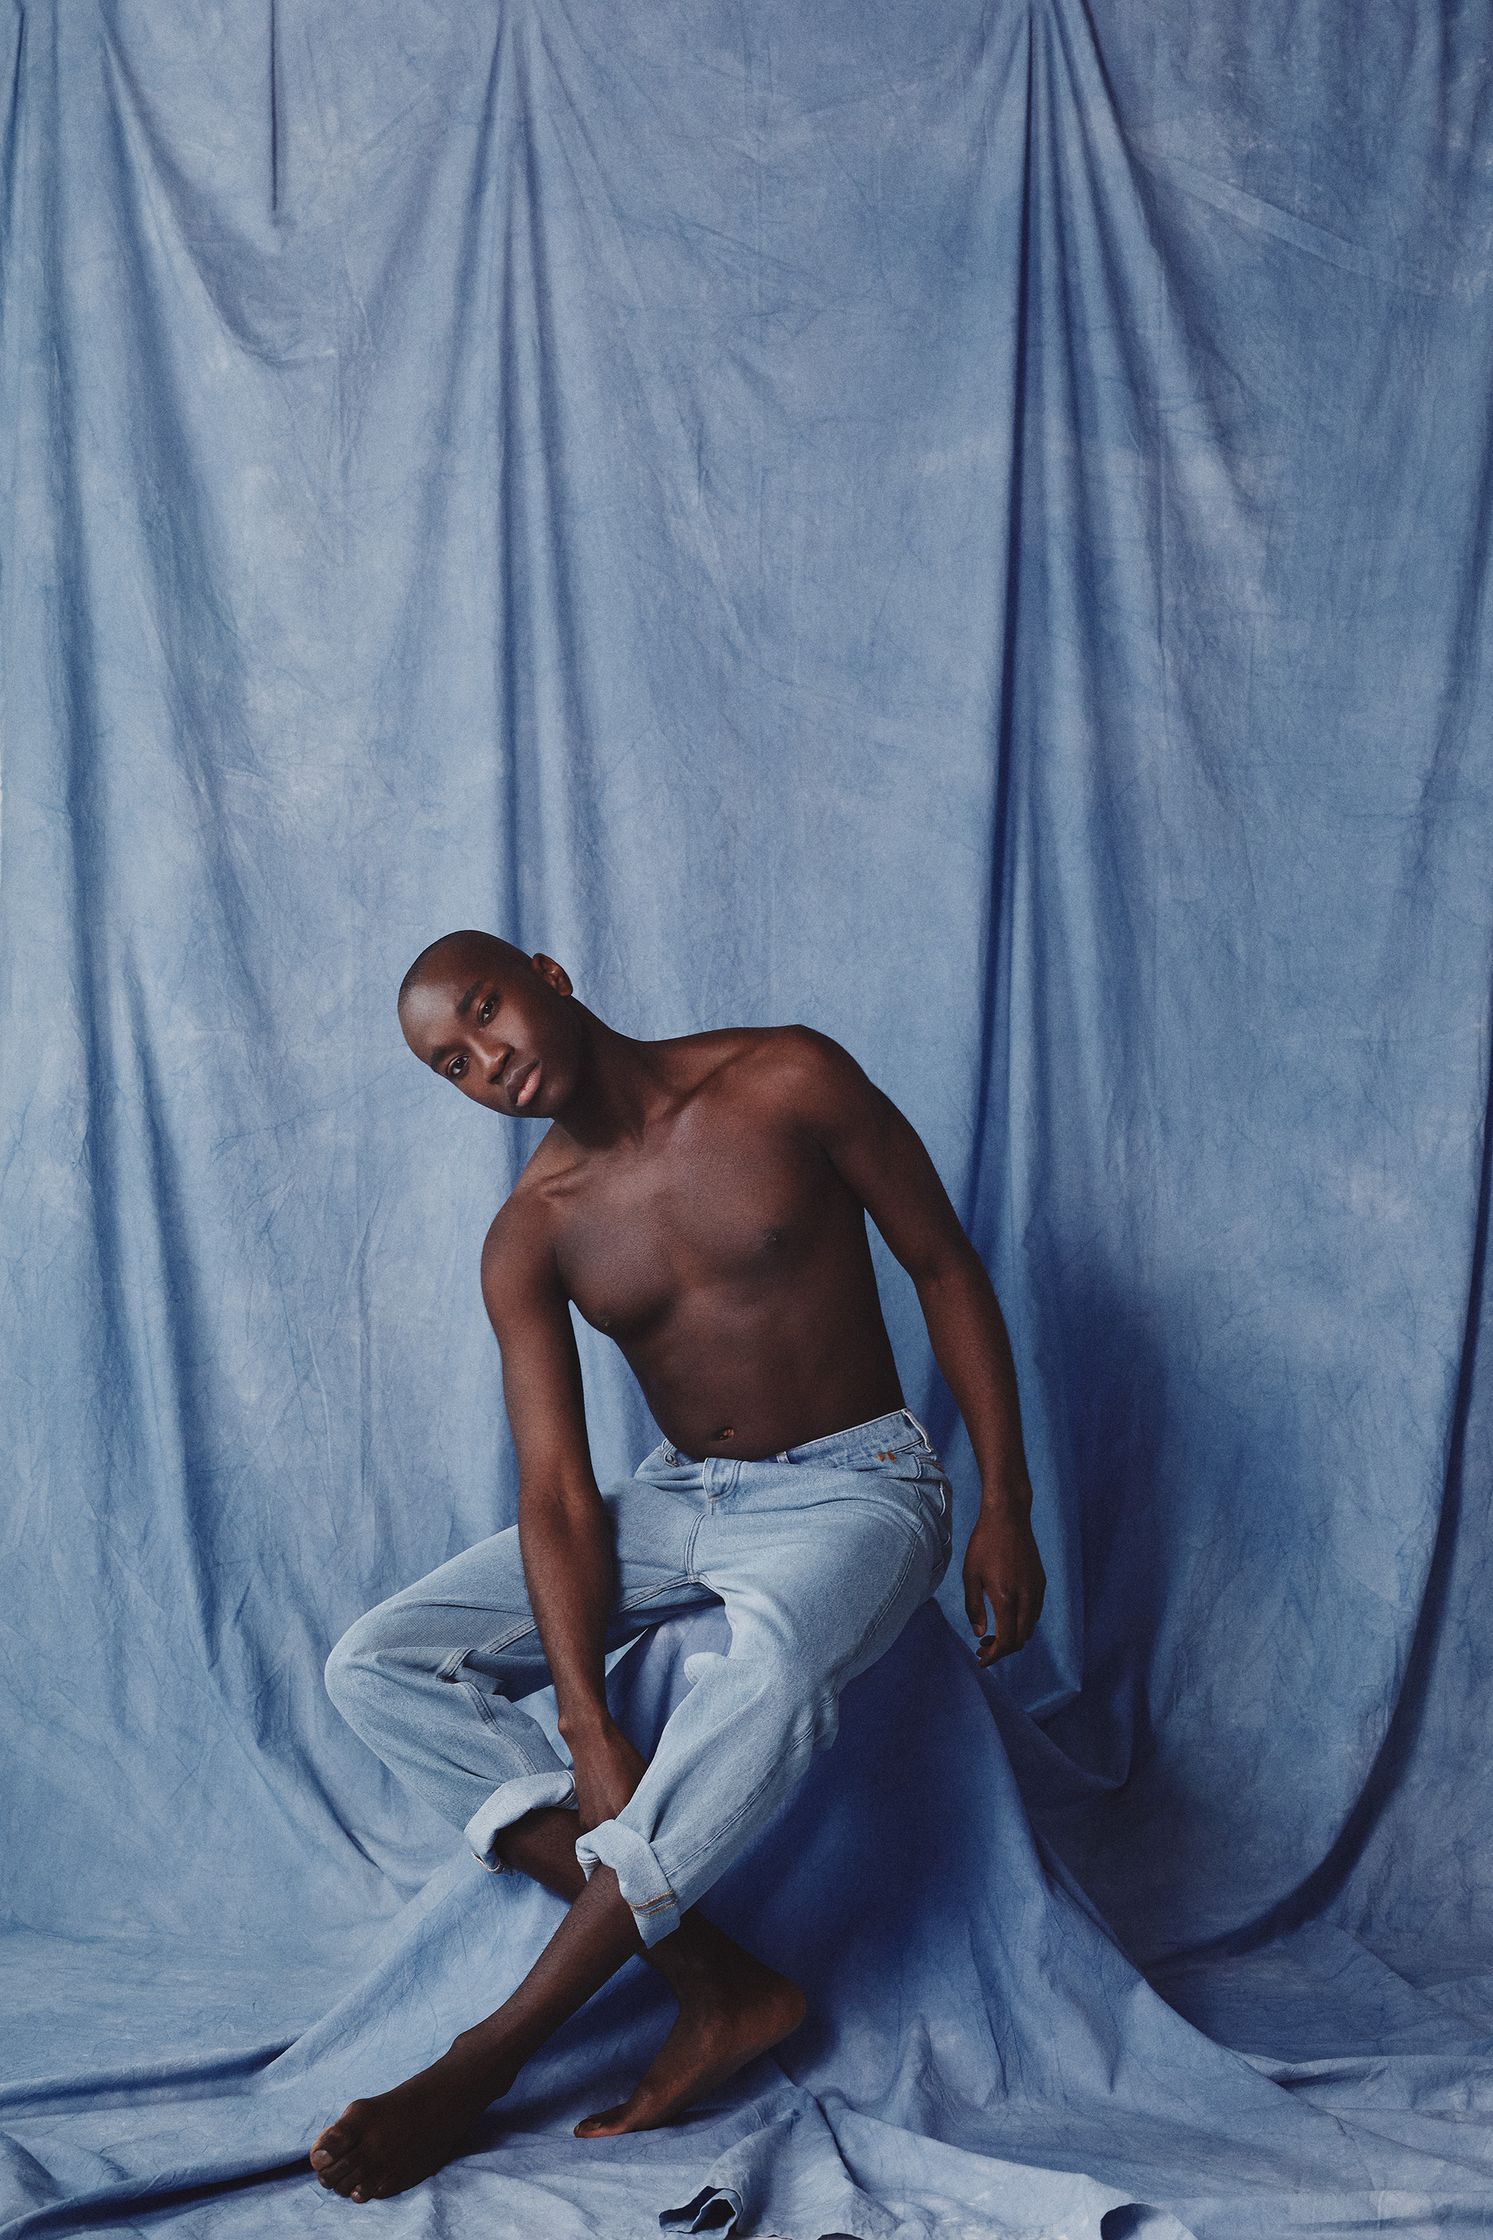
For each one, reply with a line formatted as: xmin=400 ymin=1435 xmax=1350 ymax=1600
xmin=672 ymin=1023 xmax=800 ymax=1099
xmin=480 ymin=1168 xmax=562 ymax=1307
xmin=707 ymin=1022 xmax=863 ymax=1124
xmin=616 ymin=1022 xmax=863 ymax=1139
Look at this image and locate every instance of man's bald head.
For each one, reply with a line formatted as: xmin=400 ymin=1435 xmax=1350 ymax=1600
xmin=397 ymin=929 xmax=532 ymax=1017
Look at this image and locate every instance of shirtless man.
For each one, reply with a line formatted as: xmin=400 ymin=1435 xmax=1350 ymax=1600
xmin=309 ymin=929 xmax=1045 ymax=2202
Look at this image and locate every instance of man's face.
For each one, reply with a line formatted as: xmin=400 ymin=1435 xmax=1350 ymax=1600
xmin=399 ymin=947 xmax=576 ymax=1117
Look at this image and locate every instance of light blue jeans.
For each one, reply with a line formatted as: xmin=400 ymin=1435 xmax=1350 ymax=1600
xmin=324 ymin=1407 xmax=953 ymax=1947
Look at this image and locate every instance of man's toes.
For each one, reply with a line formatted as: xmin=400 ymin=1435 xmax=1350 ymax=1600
xmin=576 ymin=2090 xmax=666 ymax=2139
xmin=317 ymin=2154 xmax=367 ymax=2194
xmin=315 ymin=2144 xmax=374 ymax=2193
xmin=311 ymin=2104 xmax=372 ymax=2163
xmin=336 ymin=2151 xmax=397 ymax=2202
xmin=311 ymin=2104 xmax=376 ymax=2183
xmin=574 ymin=2102 xmax=628 ymax=2138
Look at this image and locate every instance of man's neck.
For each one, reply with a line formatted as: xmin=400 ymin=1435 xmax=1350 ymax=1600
xmin=552 ymin=1008 xmax=677 ymax=1151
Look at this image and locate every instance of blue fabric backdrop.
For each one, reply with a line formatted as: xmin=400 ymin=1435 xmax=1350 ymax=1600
xmin=4 ymin=0 xmax=1493 ymax=2233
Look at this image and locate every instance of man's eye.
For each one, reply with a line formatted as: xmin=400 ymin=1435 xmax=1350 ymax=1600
xmin=447 ymin=1055 xmax=466 ymax=1081
xmin=478 ymin=997 xmax=495 ymax=1025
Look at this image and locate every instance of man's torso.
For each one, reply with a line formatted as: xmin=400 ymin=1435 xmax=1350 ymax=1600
xmin=508 ymin=1026 xmax=904 ymax=1460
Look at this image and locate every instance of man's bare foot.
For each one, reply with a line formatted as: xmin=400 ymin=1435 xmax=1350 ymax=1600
xmin=309 ymin=2028 xmax=519 ymax=2201
xmin=574 ymin=1947 xmax=805 ymax=2137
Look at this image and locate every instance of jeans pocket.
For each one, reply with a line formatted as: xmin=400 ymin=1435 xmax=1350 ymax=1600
xmin=925 ymin=1470 xmax=953 ymax=1563
xmin=906 ymin=1451 xmax=954 ymax=1564
xmin=867 ymin=1446 xmax=952 ymax=1565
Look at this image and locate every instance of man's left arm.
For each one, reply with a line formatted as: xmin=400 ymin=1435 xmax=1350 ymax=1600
xmin=782 ymin=1027 xmax=1046 ymax=1666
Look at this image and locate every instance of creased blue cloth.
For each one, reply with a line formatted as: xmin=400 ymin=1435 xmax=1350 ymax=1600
xmin=4 ymin=0 xmax=1493 ymax=2234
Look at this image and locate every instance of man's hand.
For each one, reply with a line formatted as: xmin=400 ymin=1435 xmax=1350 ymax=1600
xmin=963 ymin=1493 xmax=1046 ymax=1665
xmin=566 ymin=1716 xmax=650 ymax=1833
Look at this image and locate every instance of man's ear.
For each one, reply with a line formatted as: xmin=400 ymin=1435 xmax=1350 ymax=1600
xmin=530 ymin=952 xmax=573 ymax=999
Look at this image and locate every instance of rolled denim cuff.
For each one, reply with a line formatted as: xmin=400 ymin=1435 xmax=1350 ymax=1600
xmin=573 ymin=1817 xmax=681 ymax=1946
xmin=464 ymin=1766 xmax=577 ymax=1873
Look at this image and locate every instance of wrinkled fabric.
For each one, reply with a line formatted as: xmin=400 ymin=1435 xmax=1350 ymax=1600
xmin=4 ymin=0 xmax=1493 ymax=2235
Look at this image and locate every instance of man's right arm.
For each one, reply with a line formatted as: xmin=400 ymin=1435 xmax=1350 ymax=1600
xmin=479 ymin=1200 xmax=623 ymax=1759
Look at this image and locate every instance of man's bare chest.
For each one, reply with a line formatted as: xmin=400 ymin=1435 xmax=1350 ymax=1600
xmin=545 ymin=1116 xmax=849 ymax=1340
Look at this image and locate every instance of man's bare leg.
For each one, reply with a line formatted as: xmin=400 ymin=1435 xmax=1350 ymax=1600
xmin=487 ymin=1805 xmax=805 ymax=2137
xmin=308 ymin=1810 xmax=804 ymax=2199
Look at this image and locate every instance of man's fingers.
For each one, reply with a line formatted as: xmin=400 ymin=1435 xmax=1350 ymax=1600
xmin=967 ymin=1579 xmax=1019 ymax=1661
xmin=967 ymin=1574 xmax=1046 ymax=1662
xmin=974 ymin=1586 xmax=1019 ymax=1661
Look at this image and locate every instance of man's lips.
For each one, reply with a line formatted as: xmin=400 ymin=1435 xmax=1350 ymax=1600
xmin=508 ymin=1058 xmax=542 ymax=1109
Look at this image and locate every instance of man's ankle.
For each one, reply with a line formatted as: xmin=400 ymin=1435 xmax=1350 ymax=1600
xmin=493 ymin=1802 xmax=582 ymax=1881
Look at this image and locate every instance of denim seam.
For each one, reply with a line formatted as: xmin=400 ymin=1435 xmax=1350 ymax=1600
xmin=438 ymin=1574 xmax=698 ymax=1683
xmin=460 ymin=1680 xmax=565 ymax=1761
xmin=883 ymin=1458 xmax=953 ymax=1557
xmin=839 ymin=1526 xmax=923 ymax=1675
xmin=871 ymin=1501 xmax=935 ymax=1563
xmin=615 ymin=1575 xmax=697 ymax=1620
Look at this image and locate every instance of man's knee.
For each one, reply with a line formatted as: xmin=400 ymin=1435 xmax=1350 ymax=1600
xmin=324 ymin=1606 xmax=395 ymax=1718
xmin=694 ymin=1638 xmax=843 ymax=1757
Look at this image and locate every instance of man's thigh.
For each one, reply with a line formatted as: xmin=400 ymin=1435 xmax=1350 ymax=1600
xmin=692 ymin=1455 xmax=945 ymax=1684
xmin=363 ymin=1469 xmax=712 ymax=1693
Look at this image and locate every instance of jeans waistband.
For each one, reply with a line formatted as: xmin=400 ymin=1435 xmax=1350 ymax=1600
xmin=661 ymin=1406 xmax=934 ymax=1469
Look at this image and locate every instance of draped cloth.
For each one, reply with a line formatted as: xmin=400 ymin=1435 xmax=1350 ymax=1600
xmin=4 ymin=2 xmax=1493 ymax=2233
